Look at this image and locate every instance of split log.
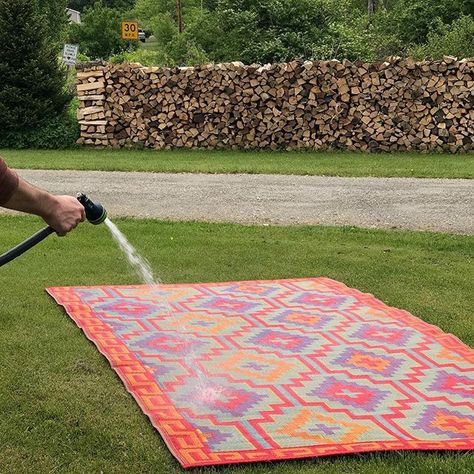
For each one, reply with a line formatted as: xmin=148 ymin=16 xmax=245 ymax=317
xmin=74 ymin=58 xmax=474 ymax=152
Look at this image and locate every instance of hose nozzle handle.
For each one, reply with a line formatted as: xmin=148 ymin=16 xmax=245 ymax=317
xmin=77 ymin=193 xmax=107 ymax=225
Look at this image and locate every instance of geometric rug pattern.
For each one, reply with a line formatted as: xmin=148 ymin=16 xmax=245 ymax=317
xmin=47 ymin=278 xmax=474 ymax=467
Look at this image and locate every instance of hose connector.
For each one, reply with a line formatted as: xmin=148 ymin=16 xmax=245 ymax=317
xmin=77 ymin=193 xmax=107 ymax=225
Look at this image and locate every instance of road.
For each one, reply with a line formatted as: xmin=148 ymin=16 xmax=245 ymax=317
xmin=3 ymin=170 xmax=473 ymax=234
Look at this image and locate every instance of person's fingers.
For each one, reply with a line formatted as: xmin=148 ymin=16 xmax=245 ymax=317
xmin=43 ymin=195 xmax=87 ymax=235
xmin=57 ymin=221 xmax=77 ymax=235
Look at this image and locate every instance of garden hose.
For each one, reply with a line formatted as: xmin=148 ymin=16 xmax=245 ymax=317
xmin=0 ymin=193 xmax=107 ymax=267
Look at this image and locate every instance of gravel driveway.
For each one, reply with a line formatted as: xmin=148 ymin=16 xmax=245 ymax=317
xmin=3 ymin=170 xmax=473 ymax=234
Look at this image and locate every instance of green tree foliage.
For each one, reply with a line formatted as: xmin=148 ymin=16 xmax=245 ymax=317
xmin=409 ymin=15 xmax=474 ymax=60
xmin=366 ymin=0 xmax=473 ymax=59
xmin=0 ymin=0 xmax=71 ymax=133
xmin=38 ymin=0 xmax=69 ymax=49
xmin=388 ymin=0 xmax=471 ymax=46
xmin=198 ymin=0 xmax=336 ymax=63
xmin=133 ymin=0 xmax=209 ymax=65
xmin=134 ymin=0 xmax=374 ymax=64
xmin=132 ymin=0 xmax=473 ymax=65
xmin=68 ymin=1 xmax=137 ymax=59
xmin=133 ymin=0 xmax=204 ymax=33
xmin=68 ymin=0 xmax=134 ymax=12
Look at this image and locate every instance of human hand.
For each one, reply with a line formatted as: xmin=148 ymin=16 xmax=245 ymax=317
xmin=42 ymin=195 xmax=86 ymax=236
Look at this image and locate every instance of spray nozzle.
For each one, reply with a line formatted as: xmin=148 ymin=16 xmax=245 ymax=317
xmin=77 ymin=193 xmax=107 ymax=225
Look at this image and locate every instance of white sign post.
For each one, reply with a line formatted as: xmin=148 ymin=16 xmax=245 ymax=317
xmin=62 ymin=44 xmax=79 ymax=67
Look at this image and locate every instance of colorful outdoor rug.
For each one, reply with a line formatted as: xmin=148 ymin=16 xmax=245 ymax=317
xmin=47 ymin=278 xmax=474 ymax=468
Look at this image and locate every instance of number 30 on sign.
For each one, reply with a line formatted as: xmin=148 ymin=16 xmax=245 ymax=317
xmin=121 ymin=21 xmax=138 ymax=40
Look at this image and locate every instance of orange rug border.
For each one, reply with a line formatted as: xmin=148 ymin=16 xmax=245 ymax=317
xmin=47 ymin=277 xmax=474 ymax=468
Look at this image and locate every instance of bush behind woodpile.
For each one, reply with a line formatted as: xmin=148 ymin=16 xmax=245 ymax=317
xmin=75 ymin=57 xmax=474 ymax=152
xmin=0 ymin=113 xmax=79 ymax=149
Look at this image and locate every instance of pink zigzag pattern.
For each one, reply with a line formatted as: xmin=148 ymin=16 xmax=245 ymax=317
xmin=47 ymin=278 xmax=474 ymax=468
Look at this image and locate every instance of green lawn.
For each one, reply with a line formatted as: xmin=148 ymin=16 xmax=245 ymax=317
xmin=140 ymin=35 xmax=159 ymax=50
xmin=0 ymin=215 xmax=473 ymax=473
xmin=2 ymin=148 xmax=474 ymax=178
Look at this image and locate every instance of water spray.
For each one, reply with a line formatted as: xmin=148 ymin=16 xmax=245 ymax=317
xmin=0 ymin=193 xmax=107 ymax=267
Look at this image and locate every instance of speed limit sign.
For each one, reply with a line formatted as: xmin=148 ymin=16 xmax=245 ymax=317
xmin=121 ymin=21 xmax=138 ymax=40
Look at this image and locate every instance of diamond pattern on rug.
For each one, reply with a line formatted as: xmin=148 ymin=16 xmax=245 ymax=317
xmin=47 ymin=278 xmax=474 ymax=467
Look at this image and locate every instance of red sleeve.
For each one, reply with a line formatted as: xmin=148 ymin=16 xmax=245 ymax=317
xmin=0 ymin=157 xmax=19 ymax=205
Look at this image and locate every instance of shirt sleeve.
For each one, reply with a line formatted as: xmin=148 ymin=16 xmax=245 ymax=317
xmin=0 ymin=157 xmax=19 ymax=205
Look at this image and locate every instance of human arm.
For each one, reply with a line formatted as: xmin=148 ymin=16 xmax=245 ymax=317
xmin=0 ymin=158 xmax=85 ymax=236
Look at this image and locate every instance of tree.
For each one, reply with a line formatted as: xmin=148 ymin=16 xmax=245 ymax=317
xmin=368 ymin=0 xmax=376 ymax=15
xmin=131 ymin=0 xmax=474 ymax=65
xmin=389 ymin=0 xmax=469 ymax=45
xmin=133 ymin=0 xmax=208 ymax=32
xmin=350 ymin=0 xmax=474 ymax=59
xmin=0 ymin=0 xmax=71 ymax=132
xmin=68 ymin=2 xmax=136 ymax=59
xmin=38 ymin=0 xmax=69 ymax=49
xmin=187 ymin=0 xmax=333 ymax=63
xmin=187 ymin=0 xmax=368 ymax=64
xmin=68 ymin=0 xmax=134 ymax=12
xmin=409 ymin=15 xmax=474 ymax=59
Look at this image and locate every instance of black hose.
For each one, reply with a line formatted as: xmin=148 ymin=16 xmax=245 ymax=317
xmin=0 ymin=226 xmax=54 ymax=267
xmin=0 ymin=193 xmax=106 ymax=267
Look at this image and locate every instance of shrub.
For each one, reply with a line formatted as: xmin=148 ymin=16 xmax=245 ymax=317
xmin=68 ymin=1 xmax=137 ymax=59
xmin=409 ymin=16 xmax=474 ymax=60
xmin=109 ymin=48 xmax=175 ymax=66
xmin=164 ymin=36 xmax=210 ymax=66
xmin=69 ymin=0 xmax=135 ymax=11
xmin=389 ymin=0 xmax=467 ymax=46
xmin=0 ymin=113 xmax=79 ymax=149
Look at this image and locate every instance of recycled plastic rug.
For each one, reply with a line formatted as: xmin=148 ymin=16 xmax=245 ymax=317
xmin=47 ymin=278 xmax=474 ymax=468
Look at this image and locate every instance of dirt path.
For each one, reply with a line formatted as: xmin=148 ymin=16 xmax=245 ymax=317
xmin=4 ymin=170 xmax=473 ymax=234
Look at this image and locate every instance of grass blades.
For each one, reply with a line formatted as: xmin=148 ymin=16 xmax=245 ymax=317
xmin=2 ymin=148 xmax=473 ymax=178
xmin=0 ymin=216 xmax=473 ymax=472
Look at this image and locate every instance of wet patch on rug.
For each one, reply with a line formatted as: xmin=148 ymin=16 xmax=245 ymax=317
xmin=47 ymin=278 xmax=474 ymax=468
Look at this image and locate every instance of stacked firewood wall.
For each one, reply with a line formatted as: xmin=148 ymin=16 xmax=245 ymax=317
xmin=76 ymin=57 xmax=473 ymax=152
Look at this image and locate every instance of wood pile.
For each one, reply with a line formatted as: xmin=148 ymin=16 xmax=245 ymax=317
xmin=76 ymin=57 xmax=474 ymax=152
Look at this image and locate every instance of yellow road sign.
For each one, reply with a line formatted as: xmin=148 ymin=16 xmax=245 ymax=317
xmin=121 ymin=21 xmax=138 ymax=40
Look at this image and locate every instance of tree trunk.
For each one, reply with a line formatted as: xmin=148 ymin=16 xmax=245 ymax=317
xmin=176 ymin=0 xmax=183 ymax=33
xmin=368 ymin=0 xmax=376 ymax=15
